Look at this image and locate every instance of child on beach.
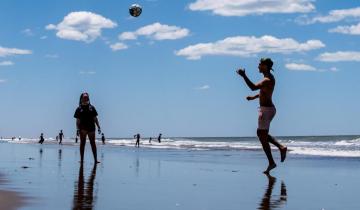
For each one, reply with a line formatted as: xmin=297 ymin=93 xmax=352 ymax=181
xmin=74 ymin=93 xmax=102 ymax=164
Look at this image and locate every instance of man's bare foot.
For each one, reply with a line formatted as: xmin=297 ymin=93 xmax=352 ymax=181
xmin=263 ymin=163 xmax=277 ymax=174
xmin=280 ymin=147 xmax=287 ymax=162
xmin=265 ymin=173 xmax=276 ymax=182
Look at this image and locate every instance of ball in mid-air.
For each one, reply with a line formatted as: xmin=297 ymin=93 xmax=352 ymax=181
xmin=129 ymin=4 xmax=142 ymax=17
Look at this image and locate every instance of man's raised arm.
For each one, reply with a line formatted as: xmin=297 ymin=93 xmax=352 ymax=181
xmin=237 ymin=69 xmax=261 ymax=91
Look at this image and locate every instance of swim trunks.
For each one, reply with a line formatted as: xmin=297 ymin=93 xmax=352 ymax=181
xmin=258 ymin=106 xmax=276 ymax=130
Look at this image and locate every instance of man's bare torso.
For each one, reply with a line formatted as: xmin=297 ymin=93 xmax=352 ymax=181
xmin=259 ymin=74 xmax=275 ymax=107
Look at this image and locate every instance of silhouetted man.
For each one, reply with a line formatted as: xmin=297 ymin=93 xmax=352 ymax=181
xmin=135 ymin=133 xmax=140 ymax=148
xmin=237 ymin=58 xmax=287 ymax=174
xmin=101 ymin=133 xmax=106 ymax=145
xmin=157 ymin=133 xmax=162 ymax=143
xmin=59 ymin=130 xmax=64 ymax=145
xmin=39 ymin=133 xmax=45 ymax=144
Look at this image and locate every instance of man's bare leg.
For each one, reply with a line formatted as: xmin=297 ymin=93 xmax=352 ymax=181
xmin=268 ymin=135 xmax=287 ymax=162
xmin=257 ymin=129 xmax=276 ymax=174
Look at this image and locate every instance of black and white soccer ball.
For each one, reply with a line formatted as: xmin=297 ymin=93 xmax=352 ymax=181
xmin=129 ymin=4 xmax=142 ymax=17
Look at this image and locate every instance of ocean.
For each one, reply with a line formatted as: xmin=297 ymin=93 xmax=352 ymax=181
xmin=2 ymin=135 xmax=360 ymax=158
xmin=1 ymin=135 xmax=360 ymax=209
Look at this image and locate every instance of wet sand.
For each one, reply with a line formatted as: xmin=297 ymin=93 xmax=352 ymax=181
xmin=0 ymin=190 xmax=26 ymax=210
xmin=0 ymin=141 xmax=360 ymax=210
xmin=0 ymin=173 xmax=27 ymax=210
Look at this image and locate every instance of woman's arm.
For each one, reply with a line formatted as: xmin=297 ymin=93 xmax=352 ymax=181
xmin=94 ymin=117 xmax=101 ymax=134
xmin=76 ymin=119 xmax=80 ymax=136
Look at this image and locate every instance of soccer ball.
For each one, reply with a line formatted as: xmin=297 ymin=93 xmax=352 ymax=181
xmin=129 ymin=4 xmax=142 ymax=17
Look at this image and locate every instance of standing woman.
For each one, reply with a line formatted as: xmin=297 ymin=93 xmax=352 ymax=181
xmin=74 ymin=93 xmax=101 ymax=164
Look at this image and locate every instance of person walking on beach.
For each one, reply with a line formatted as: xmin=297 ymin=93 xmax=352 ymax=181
xmin=237 ymin=58 xmax=287 ymax=174
xmin=74 ymin=93 xmax=102 ymax=164
xmin=101 ymin=133 xmax=106 ymax=145
xmin=157 ymin=133 xmax=162 ymax=143
xmin=59 ymin=130 xmax=64 ymax=145
xmin=134 ymin=133 xmax=140 ymax=148
xmin=149 ymin=137 xmax=152 ymax=143
xmin=38 ymin=133 xmax=45 ymax=144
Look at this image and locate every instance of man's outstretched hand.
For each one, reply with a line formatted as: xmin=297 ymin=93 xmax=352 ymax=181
xmin=246 ymin=95 xmax=257 ymax=101
xmin=236 ymin=68 xmax=246 ymax=77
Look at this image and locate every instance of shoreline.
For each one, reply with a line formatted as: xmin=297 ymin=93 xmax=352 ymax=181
xmin=0 ymin=190 xmax=26 ymax=210
xmin=0 ymin=173 xmax=27 ymax=210
xmin=2 ymin=134 xmax=360 ymax=140
xmin=0 ymin=138 xmax=360 ymax=209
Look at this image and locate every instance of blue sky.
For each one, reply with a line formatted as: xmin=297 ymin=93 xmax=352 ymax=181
xmin=0 ymin=0 xmax=359 ymax=138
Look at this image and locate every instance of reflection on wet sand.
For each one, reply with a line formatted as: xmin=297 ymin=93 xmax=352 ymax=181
xmin=39 ymin=148 xmax=43 ymax=167
xmin=58 ymin=149 xmax=62 ymax=168
xmin=135 ymin=156 xmax=140 ymax=177
xmin=72 ymin=164 xmax=98 ymax=210
xmin=258 ymin=174 xmax=287 ymax=210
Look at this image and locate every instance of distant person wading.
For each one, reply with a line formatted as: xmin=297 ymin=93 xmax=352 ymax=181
xmin=38 ymin=133 xmax=45 ymax=144
xmin=74 ymin=93 xmax=102 ymax=164
xmin=135 ymin=133 xmax=140 ymax=148
xmin=59 ymin=130 xmax=64 ymax=145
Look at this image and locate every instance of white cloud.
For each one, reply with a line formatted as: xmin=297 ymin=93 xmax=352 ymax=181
xmin=188 ymin=0 xmax=315 ymax=17
xmin=0 ymin=46 xmax=32 ymax=57
xmin=0 ymin=61 xmax=14 ymax=66
xmin=110 ymin=42 xmax=128 ymax=51
xmin=285 ymin=63 xmax=316 ymax=71
xmin=298 ymin=7 xmax=360 ymax=24
xmin=79 ymin=71 xmax=96 ymax=75
xmin=317 ymin=51 xmax=360 ymax=62
xmin=40 ymin=36 xmax=48 ymax=40
xmin=119 ymin=22 xmax=190 ymax=41
xmin=285 ymin=63 xmax=339 ymax=72
xmin=0 ymin=79 xmax=7 ymax=83
xmin=46 ymin=11 xmax=117 ymax=43
xmin=119 ymin=32 xmax=137 ymax=40
xmin=22 ymin=28 xmax=34 ymax=36
xmin=176 ymin=35 xmax=325 ymax=60
xmin=329 ymin=22 xmax=360 ymax=35
xmin=195 ymin=85 xmax=210 ymax=90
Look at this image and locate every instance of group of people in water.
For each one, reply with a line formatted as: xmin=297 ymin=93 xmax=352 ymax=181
xmin=38 ymin=130 xmax=162 ymax=149
xmin=38 ymin=130 xmax=106 ymax=145
xmin=134 ymin=133 xmax=162 ymax=148
xmin=35 ymin=57 xmax=287 ymax=174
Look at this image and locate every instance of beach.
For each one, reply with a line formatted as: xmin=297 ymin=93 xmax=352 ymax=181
xmin=0 ymin=136 xmax=360 ymax=210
